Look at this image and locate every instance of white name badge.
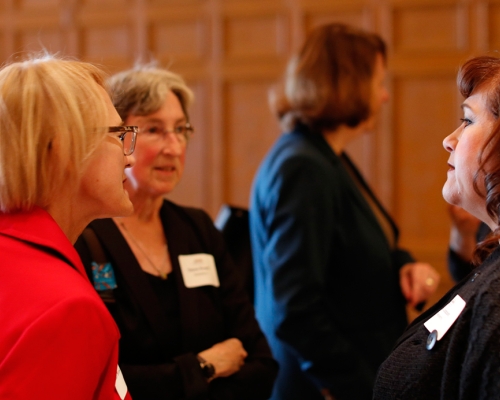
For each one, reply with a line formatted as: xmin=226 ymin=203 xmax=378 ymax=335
xmin=115 ymin=366 xmax=128 ymax=400
xmin=424 ymin=294 xmax=466 ymax=340
xmin=178 ymin=253 xmax=220 ymax=288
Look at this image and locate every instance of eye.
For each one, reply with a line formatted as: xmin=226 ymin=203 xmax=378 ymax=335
xmin=460 ymin=118 xmax=472 ymax=127
xmin=144 ymin=125 xmax=162 ymax=135
xmin=173 ymin=125 xmax=186 ymax=134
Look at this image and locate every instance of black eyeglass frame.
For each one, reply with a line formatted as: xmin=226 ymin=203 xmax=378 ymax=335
xmin=108 ymin=126 xmax=138 ymax=155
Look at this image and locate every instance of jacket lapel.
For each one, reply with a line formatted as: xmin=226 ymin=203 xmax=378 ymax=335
xmin=0 ymin=207 xmax=86 ymax=277
xmin=341 ymin=153 xmax=399 ymax=240
xmin=89 ymin=218 xmax=171 ymax=355
xmin=301 ymin=129 xmax=395 ymax=246
xmin=160 ymin=202 xmax=203 ymax=351
xmin=90 ymin=203 xmax=207 ymax=354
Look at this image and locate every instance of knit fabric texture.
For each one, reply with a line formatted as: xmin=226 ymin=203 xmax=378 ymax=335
xmin=374 ymin=247 xmax=500 ymax=400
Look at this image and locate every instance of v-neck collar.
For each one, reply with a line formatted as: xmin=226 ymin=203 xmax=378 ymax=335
xmin=89 ymin=201 xmax=205 ymax=353
xmin=292 ymin=126 xmax=399 ymax=248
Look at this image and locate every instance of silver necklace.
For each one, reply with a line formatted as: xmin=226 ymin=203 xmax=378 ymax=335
xmin=119 ymin=221 xmax=169 ymax=280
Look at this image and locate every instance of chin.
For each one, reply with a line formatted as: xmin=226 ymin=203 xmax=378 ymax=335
xmin=442 ymin=183 xmax=458 ymax=206
xmin=106 ymin=199 xmax=134 ymax=219
xmin=119 ymin=198 xmax=134 ymax=216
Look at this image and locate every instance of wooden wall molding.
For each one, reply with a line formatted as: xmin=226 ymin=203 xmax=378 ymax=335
xmin=2 ymin=0 xmax=499 ymax=298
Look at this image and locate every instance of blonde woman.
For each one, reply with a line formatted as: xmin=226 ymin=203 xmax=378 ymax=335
xmin=0 ymin=56 xmax=136 ymax=399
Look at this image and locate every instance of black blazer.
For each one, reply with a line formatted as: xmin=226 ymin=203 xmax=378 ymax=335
xmin=250 ymin=125 xmax=413 ymax=400
xmin=75 ymin=200 xmax=278 ymax=400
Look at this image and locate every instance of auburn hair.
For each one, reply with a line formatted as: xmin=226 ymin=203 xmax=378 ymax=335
xmin=271 ymin=23 xmax=386 ymax=133
xmin=457 ymin=56 xmax=500 ymax=264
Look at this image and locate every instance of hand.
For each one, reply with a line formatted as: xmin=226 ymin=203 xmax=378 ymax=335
xmin=448 ymin=205 xmax=481 ymax=262
xmin=399 ymin=262 xmax=440 ymax=308
xmin=198 ymin=338 xmax=247 ymax=379
xmin=321 ymin=389 xmax=337 ymax=400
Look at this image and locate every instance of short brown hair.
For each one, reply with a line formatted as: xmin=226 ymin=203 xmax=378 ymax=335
xmin=108 ymin=64 xmax=194 ymax=121
xmin=271 ymin=23 xmax=386 ymax=132
xmin=0 ymin=56 xmax=110 ymax=212
xmin=457 ymin=56 xmax=500 ymax=264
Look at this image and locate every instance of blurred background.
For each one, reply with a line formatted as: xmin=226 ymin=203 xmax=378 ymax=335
xmin=1 ymin=0 xmax=497 ymax=308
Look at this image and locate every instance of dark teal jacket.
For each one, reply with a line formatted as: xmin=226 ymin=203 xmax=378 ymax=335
xmin=250 ymin=125 xmax=413 ymax=400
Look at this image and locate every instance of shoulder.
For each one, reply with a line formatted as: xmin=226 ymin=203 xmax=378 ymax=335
xmin=40 ymin=291 xmax=118 ymax=335
xmin=460 ymin=254 xmax=500 ymax=332
xmin=268 ymin=131 xmax=337 ymax=168
xmin=1 ymin=257 xmax=118 ymax=341
xmin=160 ymin=200 xmax=218 ymax=249
xmin=253 ymin=133 xmax=345 ymax=211
xmin=256 ymin=132 xmax=342 ymax=190
xmin=475 ymin=259 xmax=500 ymax=301
xmin=161 ymin=200 xmax=212 ymax=227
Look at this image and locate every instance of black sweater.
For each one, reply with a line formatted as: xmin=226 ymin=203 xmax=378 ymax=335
xmin=374 ymin=246 xmax=500 ymax=399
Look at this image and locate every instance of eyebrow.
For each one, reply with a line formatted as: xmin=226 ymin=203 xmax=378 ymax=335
xmin=142 ymin=116 xmax=187 ymax=124
xmin=461 ymin=103 xmax=473 ymax=112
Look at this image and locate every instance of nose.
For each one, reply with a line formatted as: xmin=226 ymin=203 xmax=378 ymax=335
xmin=161 ymin=133 xmax=184 ymax=156
xmin=443 ymin=127 xmax=459 ymax=153
xmin=125 ymin=154 xmax=136 ymax=168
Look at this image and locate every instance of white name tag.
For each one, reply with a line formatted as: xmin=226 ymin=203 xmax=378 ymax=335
xmin=115 ymin=366 xmax=128 ymax=400
xmin=178 ymin=253 xmax=220 ymax=288
xmin=424 ymin=294 xmax=466 ymax=340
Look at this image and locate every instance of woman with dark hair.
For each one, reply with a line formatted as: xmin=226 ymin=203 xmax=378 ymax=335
xmin=374 ymin=55 xmax=500 ymax=399
xmin=249 ymin=23 xmax=440 ymax=400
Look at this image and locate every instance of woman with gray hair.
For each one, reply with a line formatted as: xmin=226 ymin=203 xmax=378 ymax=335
xmin=75 ymin=65 xmax=278 ymax=400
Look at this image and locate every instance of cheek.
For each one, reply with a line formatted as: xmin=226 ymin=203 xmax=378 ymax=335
xmin=133 ymin=146 xmax=158 ymax=171
xmin=179 ymin=152 xmax=186 ymax=169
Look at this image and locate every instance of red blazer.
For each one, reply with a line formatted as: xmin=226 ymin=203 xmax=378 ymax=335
xmin=0 ymin=208 xmax=131 ymax=400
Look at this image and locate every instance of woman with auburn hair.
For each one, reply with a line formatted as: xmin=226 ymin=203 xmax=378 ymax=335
xmin=75 ymin=65 xmax=278 ymax=400
xmin=374 ymin=55 xmax=500 ymax=399
xmin=0 ymin=56 xmax=136 ymax=399
xmin=250 ymin=23 xmax=440 ymax=400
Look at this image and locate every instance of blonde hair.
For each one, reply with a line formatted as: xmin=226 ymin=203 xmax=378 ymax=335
xmin=0 ymin=56 xmax=110 ymax=212
xmin=108 ymin=64 xmax=194 ymax=120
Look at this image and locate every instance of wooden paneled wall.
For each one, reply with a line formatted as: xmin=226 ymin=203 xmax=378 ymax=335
xmin=1 ymin=0 xmax=499 ymax=302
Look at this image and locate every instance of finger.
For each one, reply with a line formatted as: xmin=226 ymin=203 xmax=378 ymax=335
xmin=411 ymin=276 xmax=439 ymax=306
xmin=399 ymin=272 xmax=413 ymax=301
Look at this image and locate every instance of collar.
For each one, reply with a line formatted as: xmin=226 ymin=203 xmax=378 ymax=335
xmin=0 ymin=206 xmax=86 ymax=276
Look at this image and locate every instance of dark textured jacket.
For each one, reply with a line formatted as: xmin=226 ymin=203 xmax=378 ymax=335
xmin=374 ymin=246 xmax=500 ymax=399
xmin=250 ymin=125 xmax=414 ymax=400
xmin=75 ymin=200 xmax=278 ymax=400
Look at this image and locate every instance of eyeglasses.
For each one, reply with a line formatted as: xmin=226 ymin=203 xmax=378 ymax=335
xmin=138 ymin=123 xmax=194 ymax=144
xmin=108 ymin=126 xmax=138 ymax=156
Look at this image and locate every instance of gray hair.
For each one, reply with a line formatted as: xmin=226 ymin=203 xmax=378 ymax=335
xmin=108 ymin=64 xmax=194 ymax=121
